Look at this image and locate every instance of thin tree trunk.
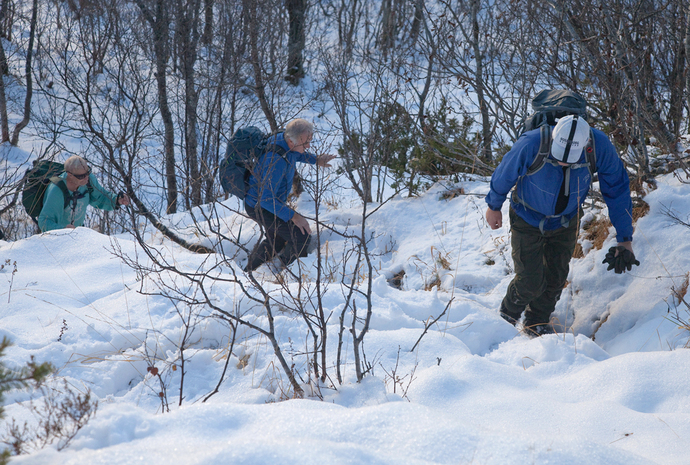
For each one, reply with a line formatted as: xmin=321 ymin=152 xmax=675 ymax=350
xmin=285 ymin=0 xmax=307 ymax=84
xmin=243 ymin=0 xmax=277 ymax=131
xmin=686 ymin=2 xmax=690 ymax=134
xmin=178 ymin=0 xmax=203 ymax=207
xmin=470 ymin=0 xmax=491 ymax=163
xmin=137 ymin=0 xmax=179 ymax=214
xmin=10 ymin=0 xmax=37 ymax=146
xmin=0 ymin=0 xmax=9 ymax=143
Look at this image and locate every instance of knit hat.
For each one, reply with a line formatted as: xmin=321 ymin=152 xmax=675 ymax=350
xmin=551 ymin=115 xmax=590 ymax=164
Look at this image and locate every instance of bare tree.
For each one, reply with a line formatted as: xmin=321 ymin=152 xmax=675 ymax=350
xmin=136 ymin=0 xmax=179 ymax=214
xmin=285 ymin=0 xmax=307 ymax=84
xmin=10 ymin=0 xmax=38 ymax=146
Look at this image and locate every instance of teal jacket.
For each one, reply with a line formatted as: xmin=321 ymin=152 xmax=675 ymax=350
xmin=37 ymin=173 xmax=119 ymax=232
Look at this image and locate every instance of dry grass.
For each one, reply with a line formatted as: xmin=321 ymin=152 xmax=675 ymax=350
xmin=632 ymin=198 xmax=650 ymax=223
xmin=574 ymin=198 xmax=649 ymax=259
xmin=572 ymin=243 xmax=584 ymax=259
xmin=439 ymin=187 xmax=465 ymax=201
xmin=424 ymin=275 xmax=442 ymax=291
xmin=581 ymin=216 xmax=612 ymax=251
xmin=671 ymin=272 xmax=690 ymax=305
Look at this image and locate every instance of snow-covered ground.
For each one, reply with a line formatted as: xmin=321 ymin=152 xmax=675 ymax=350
xmin=1 ymin=169 xmax=690 ymax=464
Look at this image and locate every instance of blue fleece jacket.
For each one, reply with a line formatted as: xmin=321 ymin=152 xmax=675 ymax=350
xmin=485 ymin=127 xmax=634 ymax=242
xmin=245 ymin=133 xmax=317 ymax=222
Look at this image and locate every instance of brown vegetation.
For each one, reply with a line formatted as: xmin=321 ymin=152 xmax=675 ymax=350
xmin=582 ymin=216 xmax=612 ymax=251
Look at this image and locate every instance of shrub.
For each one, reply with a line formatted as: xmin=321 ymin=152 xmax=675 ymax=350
xmin=0 ymin=337 xmax=53 ymax=464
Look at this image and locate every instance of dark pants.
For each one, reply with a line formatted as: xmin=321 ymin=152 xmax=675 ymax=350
xmin=501 ymin=207 xmax=579 ymax=325
xmin=244 ymin=202 xmax=311 ymax=272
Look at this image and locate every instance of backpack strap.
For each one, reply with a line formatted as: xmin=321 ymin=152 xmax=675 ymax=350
xmin=266 ymin=143 xmax=288 ymax=160
xmin=511 ymin=190 xmax=571 ymax=233
xmin=585 ymin=129 xmax=596 ymax=178
xmin=525 ymin=124 xmax=552 ymax=176
xmin=512 ymin=125 xmax=595 ymax=233
xmin=49 ymin=176 xmax=72 ymax=209
xmin=50 ymin=176 xmax=93 ymax=210
xmin=263 ymin=134 xmax=289 ymax=161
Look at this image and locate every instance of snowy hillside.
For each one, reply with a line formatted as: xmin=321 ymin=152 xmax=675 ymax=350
xmin=1 ymin=168 xmax=690 ymax=464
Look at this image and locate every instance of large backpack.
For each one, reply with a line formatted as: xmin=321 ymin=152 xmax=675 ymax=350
xmin=521 ymin=89 xmax=597 ymax=178
xmin=219 ymin=127 xmax=287 ymax=199
xmin=22 ymin=161 xmax=69 ymax=220
xmin=21 ymin=160 xmax=93 ymax=220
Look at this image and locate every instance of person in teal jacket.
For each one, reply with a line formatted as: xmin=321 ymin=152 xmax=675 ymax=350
xmin=37 ymin=155 xmax=130 ymax=232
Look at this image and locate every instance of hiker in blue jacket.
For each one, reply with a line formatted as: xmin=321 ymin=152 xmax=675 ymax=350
xmin=244 ymin=118 xmax=335 ymax=272
xmin=485 ymin=115 xmax=638 ymax=335
xmin=38 ymin=155 xmax=130 ymax=232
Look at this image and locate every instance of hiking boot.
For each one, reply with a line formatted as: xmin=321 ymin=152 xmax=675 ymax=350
xmin=500 ymin=311 xmax=519 ymax=326
xmin=499 ymin=302 xmax=521 ymax=326
xmin=523 ymin=320 xmax=555 ymax=338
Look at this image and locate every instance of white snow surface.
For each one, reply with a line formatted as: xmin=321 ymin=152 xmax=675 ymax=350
xmin=1 ymin=171 xmax=690 ymax=465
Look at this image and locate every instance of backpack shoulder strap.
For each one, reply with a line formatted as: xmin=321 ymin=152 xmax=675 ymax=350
xmin=263 ymin=137 xmax=289 ymax=161
xmin=525 ymin=124 xmax=551 ymax=176
xmin=49 ymin=176 xmax=72 ymax=209
xmin=586 ymin=129 xmax=596 ymax=176
xmin=271 ymin=144 xmax=288 ymax=159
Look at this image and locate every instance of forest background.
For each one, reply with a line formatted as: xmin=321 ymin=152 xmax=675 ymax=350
xmin=1 ymin=1 xmax=690 ymax=463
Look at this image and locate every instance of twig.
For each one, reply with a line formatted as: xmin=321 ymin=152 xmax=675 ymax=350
xmin=410 ymin=297 xmax=454 ymax=352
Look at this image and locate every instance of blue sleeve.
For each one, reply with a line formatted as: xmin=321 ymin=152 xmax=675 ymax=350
xmin=485 ymin=133 xmax=538 ymax=210
xmin=594 ymin=132 xmax=634 ymax=242
xmin=256 ymin=153 xmax=294 ymax=222
xmin=298 ymin=152 xmax=317 ymax=164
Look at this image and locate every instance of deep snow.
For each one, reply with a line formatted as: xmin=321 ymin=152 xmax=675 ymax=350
xmin=1 ymin=167 xmax=690 ymax=464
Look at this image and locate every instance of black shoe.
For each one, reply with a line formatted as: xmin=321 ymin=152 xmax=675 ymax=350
xmin=523 ymin=321 xmax=555 ymax=337
xmin=499 ymin=302 xmax=522 ymax=326
xmin=500 ymin=312 xmax=519 ymax=326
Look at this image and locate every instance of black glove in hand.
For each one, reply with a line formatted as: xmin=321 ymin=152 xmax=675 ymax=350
xmin=602 ymin=246 xmax=640 ymax=274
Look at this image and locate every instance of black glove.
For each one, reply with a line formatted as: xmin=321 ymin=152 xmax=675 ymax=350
xmin=602 ymin=246 xmax=640 ymax=274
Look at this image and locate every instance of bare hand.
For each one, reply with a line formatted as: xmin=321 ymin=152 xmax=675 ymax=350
xmin=316 ymin=154 xmax=336 ymax=168
xmin=291 ymin=212 xmax=312 ymax=235
xmin=118 ymin=193 xmax=131 ymax=206
xmin=486 ymin=208 xmax=503 ymax=230
xmin=616 ymin=241 xmax=633 ymax=256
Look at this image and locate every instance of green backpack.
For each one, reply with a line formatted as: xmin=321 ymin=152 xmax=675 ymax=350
xmin=21 ymin=160 xmax=92 ymax=220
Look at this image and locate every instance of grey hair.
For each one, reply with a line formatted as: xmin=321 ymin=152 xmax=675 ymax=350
xmin=64 ymin=155 xmax=89 ymax=173
xmin=284 ymin=118 xmax=314 ymax=144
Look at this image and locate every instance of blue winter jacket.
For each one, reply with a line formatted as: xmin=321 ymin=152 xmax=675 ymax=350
xmin=485 ymin=127 xmax=634 ymax=242
xmin=245 ymin=132 xmax=317 ymax=222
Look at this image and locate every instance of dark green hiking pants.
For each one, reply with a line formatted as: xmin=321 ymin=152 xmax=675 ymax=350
xmin=501 ymin=207 xmax=579 ymax=325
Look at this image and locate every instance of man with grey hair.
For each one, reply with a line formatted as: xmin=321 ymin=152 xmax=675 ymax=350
xmin=38 ymin=155 xmax=130 ymax=232
xmin=244 ymin=118 xmax=335 ymax=272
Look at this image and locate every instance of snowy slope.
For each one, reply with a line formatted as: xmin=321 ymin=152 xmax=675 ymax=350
xmin=1 ymin=172 xmax=689 ymax=465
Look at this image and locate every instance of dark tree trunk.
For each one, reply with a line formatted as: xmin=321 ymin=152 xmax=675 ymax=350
xmin=285 ymin=0 xmax=307 ymax=84
xmin=243 ymin=0 xmax=277 ymax=131
xmin=176 ymin=0 xmax=203 ymax=207
xmin=137 ymin=0 xmax=179 ymax=214
xmin=11 ymin=0 xmax=38 ymax=146
xmin=470 ymin=0 xmax=492 ymax=163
